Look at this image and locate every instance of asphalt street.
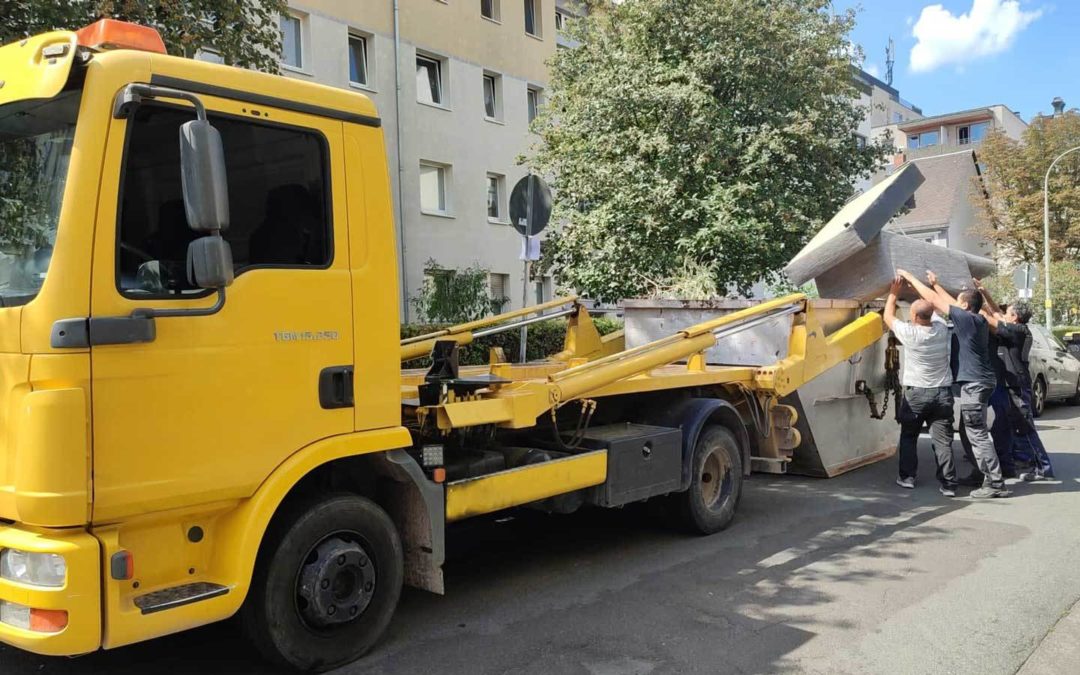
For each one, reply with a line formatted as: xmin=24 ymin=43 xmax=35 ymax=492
xmin=3 ymin=404 xmax=1079 ymax=675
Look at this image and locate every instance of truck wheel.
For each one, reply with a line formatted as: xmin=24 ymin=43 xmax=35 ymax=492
xmin=673 ymin=425 xmax=744 ymax=535
xmin=241 ymin=493 xmax=403 ymax=672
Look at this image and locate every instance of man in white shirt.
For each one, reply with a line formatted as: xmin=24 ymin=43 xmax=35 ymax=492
xmin=883 ymin=276 xmax=958 ymax=497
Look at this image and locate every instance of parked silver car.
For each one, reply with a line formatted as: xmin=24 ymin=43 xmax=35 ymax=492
xmin=1028 ymin=324 xmax=1080 ymax=417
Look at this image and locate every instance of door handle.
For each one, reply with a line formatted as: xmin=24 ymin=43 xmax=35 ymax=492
xmin=319 ymin=366 xmax=354 ymax=409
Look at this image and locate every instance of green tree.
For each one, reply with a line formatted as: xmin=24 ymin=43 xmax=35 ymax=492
xmin=976 ymin=111 xmax=1080 ymax=262
xmin=0 ymin=0 xmax=286 ymax=72
xmin=979 ymin=261 xmax=1080 ymax=326
xmin=528 ymin=0 xmax=888 ymax=302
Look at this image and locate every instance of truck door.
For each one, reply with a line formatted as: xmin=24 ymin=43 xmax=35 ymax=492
xmin=89 ymin=95 xmax=354 ymax=521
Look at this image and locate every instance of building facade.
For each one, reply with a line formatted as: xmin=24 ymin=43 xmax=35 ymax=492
xmin=269 ymin=0 xmax=569 ymax=320
xmin=869 ymin=105 xmax=1027 ymax=259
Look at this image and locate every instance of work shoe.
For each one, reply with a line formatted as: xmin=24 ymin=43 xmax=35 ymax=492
xmin=970 ymin=485 xmax=1011 ymax=499
xmin=939 ymin=485 xmax=957 ymax=498
xmin=896 ymin=477 xmax=915 ymax=489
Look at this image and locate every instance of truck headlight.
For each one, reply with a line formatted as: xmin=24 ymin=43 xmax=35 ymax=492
xmin=0 ymin=549 xmax=66 ymax=587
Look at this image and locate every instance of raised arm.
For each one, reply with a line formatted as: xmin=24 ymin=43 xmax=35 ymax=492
xmin=927 ymin=270 xmax=958 ymax=307
xmin=883 ymin=276 xmax=903 ymax=330
xmin=973 ymin=277 xmax=1003 ymax=317
xmin=897 ymin=269 xmax=952 ymax=315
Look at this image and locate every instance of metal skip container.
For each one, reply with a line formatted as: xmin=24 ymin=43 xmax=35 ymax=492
xmin=622 ymin=298 xmax=898 ymax=477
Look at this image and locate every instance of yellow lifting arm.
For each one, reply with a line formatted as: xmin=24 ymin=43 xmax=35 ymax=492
xmin=401 ymin=296 xmax=579 ymax=362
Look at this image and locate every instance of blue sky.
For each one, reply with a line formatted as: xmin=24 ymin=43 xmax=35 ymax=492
xmin=835 ymin=0 xmax=1075 ymax=121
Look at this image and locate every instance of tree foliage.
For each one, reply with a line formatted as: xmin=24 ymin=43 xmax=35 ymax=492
xmin=976 ymin=112 xmax=1080 ymax=262
xmin=980 ymin=261 xmax=1080 ymax=326
xmin=529 ymin=0 xmax=889 ymax=302
xmin=0 ymin=0 xmax=286 ymax=72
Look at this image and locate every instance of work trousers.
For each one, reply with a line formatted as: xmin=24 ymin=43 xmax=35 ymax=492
xmin=989 ymin=385 xmax=1017 ymax=475
xmin=897 ymin=385 xmax=957 ymax=488
xmin=958 ymin=382 xmax=1003 ymax=488
xmin=1010 ymin=385 xmax=1055 ymax=477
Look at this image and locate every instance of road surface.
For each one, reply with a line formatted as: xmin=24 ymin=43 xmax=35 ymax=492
xmin=3 ymin=404 xmax=1079 ymax=674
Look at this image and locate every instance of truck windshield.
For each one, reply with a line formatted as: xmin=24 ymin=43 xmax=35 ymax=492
xmin=0 ymin=90 xmax=79 ymax=306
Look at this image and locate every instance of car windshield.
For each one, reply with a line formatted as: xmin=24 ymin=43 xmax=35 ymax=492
xmin=0 ymin=90 xmax=80 ymax=306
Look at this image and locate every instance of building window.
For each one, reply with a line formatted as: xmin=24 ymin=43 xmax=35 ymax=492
xmin=348 ymin=33 xmax=369 ymax=87
xmin=483 ymin=72 xmax=502 ymax=120
xmin=527 ymin=86 xmax=541 ymax=123
xmin=524 ymin=0 xmax=541 ymax=37
xmin=195 ymin=48 xmax=224 ymax=64
xmin=487 ymin=173 xmax=505 ymax=220
xmin=490 ymin=272 xmax=510 ymax=311
xmin=854 ymin=133 xmax=867 ymax=150
xmin=893 ymin=112 xmax=904 ymax=124
xmin=555 ymin=9 xmax=567 ymax=31
xmin=116 ymin=104 xmax=331 ymax=296
xmin=481 ymin=0 xmax=501 ymax=21
xmin=280 ymin=13 xmax=304 ymax=69
xmin=535 ymin=277 xmax=552 ymax=304
xmin=969 ymin=121 xmax=990 ymax=144
xmin=958 ymin=126 xmax=970 ymax=145
xmin=416 ymin=55 xmax=445 ymax=106
xmin=419 ymin=162 xmax=449 ymax=214
xmin=907 ymin=130 xmax=939 ymax=149
xmin=921 ymin=232 xmax=948 ymax=248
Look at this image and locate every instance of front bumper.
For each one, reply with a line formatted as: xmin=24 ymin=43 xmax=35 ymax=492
xmin=0 ymin=523 xmax=100 ymax=656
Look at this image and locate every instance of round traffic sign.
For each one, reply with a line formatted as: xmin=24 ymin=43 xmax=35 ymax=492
xmin=509 ymin=175 xmax=552 ymax=237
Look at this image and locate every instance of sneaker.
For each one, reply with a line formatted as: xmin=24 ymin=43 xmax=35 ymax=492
xmin=939 ymin=485 xmax=957 ymax=498
xmin=1019 ymin=472 xmax=1043 ymax=482
xmin=970 ymin=485 xmax=1011 ymax=499
xmin=896 ymin=477 xmax=915 ymax=489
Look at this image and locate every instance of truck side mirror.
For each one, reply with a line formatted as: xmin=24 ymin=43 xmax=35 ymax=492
xmin=179 ymin=119 xmax=230 ymax=233
xmin=187 ymin=236 xmax=234 ymax=289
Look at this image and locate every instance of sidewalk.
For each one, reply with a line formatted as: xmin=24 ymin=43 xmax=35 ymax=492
xmin=1018 ymin=597 xmax=1080 ymax=674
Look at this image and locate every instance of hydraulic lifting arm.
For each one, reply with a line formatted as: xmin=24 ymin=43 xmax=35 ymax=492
xmin=422 ymin=294 xmax=885 ymax=431
xmin=401 ymin=296 xmax=624 ymax=363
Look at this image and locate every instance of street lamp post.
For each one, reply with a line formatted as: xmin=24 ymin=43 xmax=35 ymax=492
xmin=1042 ymin=145 xmax=1080 ymax=329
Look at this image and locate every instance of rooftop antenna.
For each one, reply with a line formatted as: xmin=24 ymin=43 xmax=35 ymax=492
xmin=885 ymin=36 xmax=895 ymax=86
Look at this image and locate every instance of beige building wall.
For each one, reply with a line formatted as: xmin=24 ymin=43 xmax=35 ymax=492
xmin=280 ymin=0 xmax=559 ymax=320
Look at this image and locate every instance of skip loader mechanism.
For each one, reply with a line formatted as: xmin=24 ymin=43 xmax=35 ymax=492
xmin=399 ymin=293 xmax=888 ymax=525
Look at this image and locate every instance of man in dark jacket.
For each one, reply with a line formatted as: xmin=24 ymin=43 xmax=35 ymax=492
xmin=974 ymin=282 xmax=1054 ymax=480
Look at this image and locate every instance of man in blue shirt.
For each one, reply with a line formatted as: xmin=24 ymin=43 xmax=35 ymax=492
xmin=898 ymin=269 xmax=1009 ymax=498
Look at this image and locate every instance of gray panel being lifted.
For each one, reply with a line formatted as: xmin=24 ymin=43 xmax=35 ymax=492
xmin=814 ymin=230 xmax=996 ymax=303
xmin=785 ymin=164 xmax=925 ymax=286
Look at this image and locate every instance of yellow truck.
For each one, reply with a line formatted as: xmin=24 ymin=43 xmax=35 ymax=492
xmin=0 ymin=20 xmax=887 ymax=672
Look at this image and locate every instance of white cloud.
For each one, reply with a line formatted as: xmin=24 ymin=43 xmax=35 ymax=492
xmin=909 ymin=0 xmax=1042 ymax=73
xmin=864 ymin=63 xmax=882 ymax=78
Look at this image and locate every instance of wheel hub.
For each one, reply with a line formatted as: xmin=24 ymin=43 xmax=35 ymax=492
xmin=297 ymin=536 xmax=375 ymax=628
xmin=701 ymin=449 xmax=731 ymax=508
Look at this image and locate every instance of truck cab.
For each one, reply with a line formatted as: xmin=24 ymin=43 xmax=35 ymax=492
xmin=0 ymin=21 xmax=409 ymax=663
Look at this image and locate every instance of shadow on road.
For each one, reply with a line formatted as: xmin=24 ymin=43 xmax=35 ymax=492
xmin=1 ymin=413 xmax=1075 ymax=674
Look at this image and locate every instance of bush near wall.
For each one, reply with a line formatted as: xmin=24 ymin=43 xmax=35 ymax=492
xmin=401 ymin=317 xmax=622 ymax=367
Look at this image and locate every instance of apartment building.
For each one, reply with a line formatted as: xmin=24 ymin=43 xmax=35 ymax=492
xmin=868 ymin=105 xmax=1027 ymax=258
xmin=851 ymin=68 xmax=923 ymax=194
xmin=270 ymin=0 xmax=567 ymax=320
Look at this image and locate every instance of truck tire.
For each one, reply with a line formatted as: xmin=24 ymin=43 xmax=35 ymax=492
xmin=241 ymin=493 xmax=403 ymax=672
xmin=672 ymin=425 xmax=743 ymax=535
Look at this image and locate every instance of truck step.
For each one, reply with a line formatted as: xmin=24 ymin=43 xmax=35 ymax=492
xmin=133 ymin=582 xmax=229 ymax=615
